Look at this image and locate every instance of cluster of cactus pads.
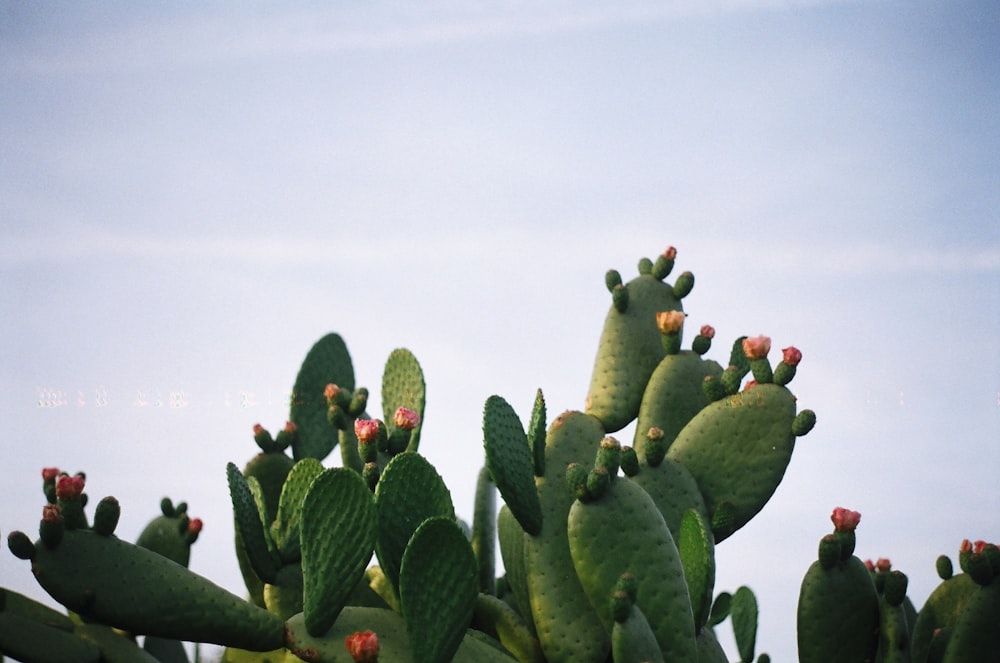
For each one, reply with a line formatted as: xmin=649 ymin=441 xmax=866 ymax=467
xmin=2 ymin=246 xmax=996 ymax=662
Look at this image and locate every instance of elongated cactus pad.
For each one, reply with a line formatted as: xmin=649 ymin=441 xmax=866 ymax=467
xmin=567 ymin=475 xmax=697 ymax=662
xmin=483 ymin=394 xmax=544 ymax=535
xmin=24 ymin=527 xmax=286 ymax=651
xmin=399 ymin=516 xmax=480 ymax=663
xmin=585 ymin=264 xmax=686 ymax=433
xmin=300 ymin=467 xmax=377 ymax=637
xmin=381 ymin=348 xmax=426 ymax=452
xmin=374 ymin=452 xmax=455 ymax=594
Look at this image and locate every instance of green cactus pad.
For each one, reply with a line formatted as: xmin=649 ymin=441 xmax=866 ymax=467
xmin=472 ymin=466 xmax=498 ymax=595
xmin=135 ymin=499 xmax=195 ymax=567
xmin=483 ymin=394 xmax=544 ymax=535
xmin=877 ymin=593 xmax=912 ymax=663
xmin=633 ymin=351 xmax=723 ymax=462
xmin=730 ymin=585 xmax=759 ymax=663
xmin=76 ymin=623 xmax=161 ymax=662
xmin=666 ymin=383 xmax=799 ymax=541
xmin=943 ymin=580 xmax=1000 ymax=662
xmin=797 ymin=554 xmax=879 ymax=663
xmin=300 ymin=467 xmax=376 ymax=638
xmin=910 ymin=569 xmax=976 ymax=662
xmin=244 ymin=450 xmax=296 ymax=526
xmin=527 ymin=388 xmax=547 ymax=477
xmin=627 ymin=458 xmax=708 ymax=542
xmin=25 ymin=528 xmax=285 ymax=651
xmin=523 ymin=410 xmax=610 ymax=663
xmin=0 ymin=606 xmax=101 ymax=663
xmin=473 ymin=593 xmax=545 ymax=663
xmin=567 ymin=475 xmax=698 ymax=662
xmin=677 ymin=508 xmax=716 ymax=630
xmin=289 ymin=333 xmax=355 ymax=461
xmin=611 ymin=603 xmax=665 ymax=663
xmin=399 ymin=517 xmax=479 ymax=663
xmin=497 ymin=505 xmax=534 ymax=635
xmin=695 ymin=626 xmax=731 ymax=663
xmin=263 ymin=562 xmax=304 ymax=621
xmin=374 ymin=452 xmax=456 ymax=594
xmin=227 ymin=462 xmax=280 ymax=584
xmin=381 ymin=348 xmax=426 ymax=452
xmin=585 ymin=272 xmax=684 ymax=433
xmin=270 ymin=457 xmax=324 ymax=563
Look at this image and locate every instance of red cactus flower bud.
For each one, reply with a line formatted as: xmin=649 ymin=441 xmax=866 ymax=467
xmin=876 ymin=558 xmax=891 ymax=572
xmin=974 ymin=540 xmax=988 ymax=554
xmin=743 ymin=379 xmax=758 ymax=391
xmin=655 ymin=310 xmax=686 ymax=334
xmin=355 ymin=419 xmax=380 ymax=444
xmin=55 ymin=475 xmax=85 ymax=501
xmin=344 ymin=630 xmax=379 ymax=662
xmin=960 ymin=539 xmax=973 ymax=554
xmin=831 ymin=507 xmax=861 ymax=532
xmin=188 ymin=518 xmax=203 ymax=535
xmin=283 ymin=421 xmax=297 ymax=433
xmin=781 ymin=346 xmax=803 ymax=367
xmin=324 ymin=383 xmax=340 ymax=401
xmin=42 ymin=504 xmax=62 ymax=522
xmin=864 ymin=559 xmax=875 ymax=572
xmin=664 ymin=246 xmax=677 ymax=260
xmin=699 ymin=325 xmax=715 ymax=339
xmin=253 ymin=423 xmax=265 ymax=436
xmin=742 ymin=335 xmax=771 ymax=360
xmin=393 ymin=407 xmax=420 ymax=431
xmin=42 ymin=467 xmax=60 ymax=482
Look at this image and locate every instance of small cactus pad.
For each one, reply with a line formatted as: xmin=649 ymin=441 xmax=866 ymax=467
xmin=483 ymin=394 xmax=544 ymax=535
xmin=270 ymin=457 xmax=324 ymax=563
xmin=567 ymin=475 xmax=698 ymax=661
xmin=399 ymin=517 xmax=479 ymax=663
xmin=300 ymin=467 xmax=377 ymax=638
xmin=290 ymin=333 xmax=355 ymax=461
xmin=374 ymin=452 xmax=455 ymax=593
xmin=666 ymin=383 xmax=800 ymax=540
xmin=585 ymin=270 xmax=685 ymax=433
xmin=381 ymin=348 xmax=426 ymax=452
xmin=730 ymin=585 xmax=759 ymax=663
xmin=227 ymin=463 xmax=280 ymax=584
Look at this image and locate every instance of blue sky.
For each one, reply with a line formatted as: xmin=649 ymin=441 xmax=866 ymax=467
xmin=1 ymin=2 xmax=998 ymax=660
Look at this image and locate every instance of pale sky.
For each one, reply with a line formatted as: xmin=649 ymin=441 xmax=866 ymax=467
xmin=2 ymin=2 xmax=998 ymax=660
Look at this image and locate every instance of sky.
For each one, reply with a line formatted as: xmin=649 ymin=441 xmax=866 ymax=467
xmin=1 ymin=1 xmax=998 ymax=660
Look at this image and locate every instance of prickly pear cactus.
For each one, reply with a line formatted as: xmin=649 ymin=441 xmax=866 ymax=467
xmin=3 ymin=242 xmax=990 ymax=663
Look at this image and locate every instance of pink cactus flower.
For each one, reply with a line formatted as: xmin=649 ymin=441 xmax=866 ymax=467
xmin=864 ymin=559 xmax=875 ymax=572
xmin=393 ymin=407 xmax=421 ymax=431
xmin=42 ymin=504 xmax=62 ymax=522
xmin=743 ymin=379 xmax=758 ymax=391
xmin=344 ymin=630 xmax=380 ymax=662
xmin=830 ymin=506 xmax=861 ymax=532
xmin=876 ymin=558 xmax=891 ymax=572
xmin=188 ymin=518 xmax=204 ymax=535
xmin=974 ymin=540 xmax=988 ymax=554
xmin=664 ymin=246 xmax=677 ymax=260
xmin=782 ymin=346 xmax=803 ymax=367
xmin=655 ymin=310 xmax=686 ymax=334
xmin=324 ymin=383 xmax=340 ymax=401
xmin=355 ymin=419 xmax=381 ymax=444
xmin=742 ymin=335 xmax=771 ymax=360
xmin=55 ymin=475 xmax=85 ymax=501
xmin=699 ymin=324 xmax=715 ymax=339
xmin=41 ymin=467 xmax=60 ymax=482
xmin=960 ymin=539 xmax=973 ymax=554
xmin=253 ymin=423 xmax=265 ymax=436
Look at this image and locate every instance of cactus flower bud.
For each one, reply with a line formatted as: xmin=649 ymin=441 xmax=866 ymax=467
xmin=188 ymin=518 xmax=203 ymax=535
xmin=42 ymin=467 xmax=60 ymax=482
xmin=864 ymin=559 xmax=875 ymax=572
xmin=42 ymin=504 xmax=62 ymax=523
xmin=699 ymin=324 xmax=715 ymax=339
xmin=324 ymin=383 xmax=340 ymax=402
xmin=655 ymin=310 xmax=686 ymax=335
xmin=830 ymin=507 xmax=861 ymax=533
xmin=355 ymin=419 xmax=381 ymax=444
xmin=781 ymin=346 xmax=802 ymax=367
xmin=664 ymin=246 xmax=677 ymax=260
xmin=742 ymin=335 xmax=771 ymax=360
xmin=55 ymin=475 xmax=85 ymax=501
xmin=876 ymin=558 xmax=891 ymax=572
xmin=393 ymin=407 xmax=420 ymax=431
xmin=344 ymin=630 xmax=380 ymax=662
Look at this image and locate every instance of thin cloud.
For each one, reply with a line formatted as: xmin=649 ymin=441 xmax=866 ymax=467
xmin=4 ymin=0 xmax=859 ymax=76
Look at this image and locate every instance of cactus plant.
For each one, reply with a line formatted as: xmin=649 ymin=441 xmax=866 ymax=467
xmin=2 ymin=243 xmax=992 ymax=663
